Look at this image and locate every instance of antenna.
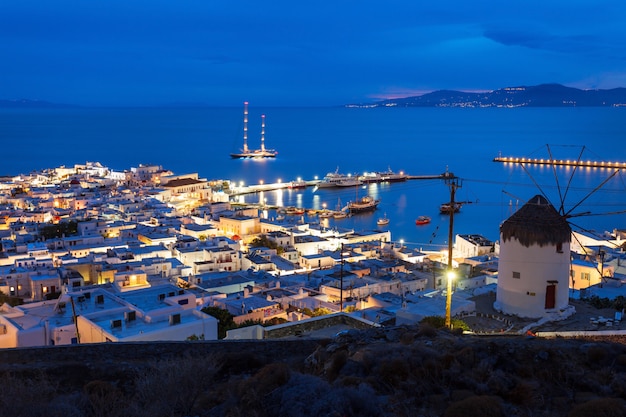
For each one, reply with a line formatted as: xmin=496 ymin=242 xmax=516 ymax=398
xmin=260 ymin=114 xmax=266 ymax=152
xmin=242 ymin=102 xmax=249 ymax=153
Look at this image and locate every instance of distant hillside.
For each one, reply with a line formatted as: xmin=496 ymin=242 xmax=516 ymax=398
xmin=0 ymin=99 xmax=77 ymax=108
xmin=349 ymin=84 xmax=626 ymax=108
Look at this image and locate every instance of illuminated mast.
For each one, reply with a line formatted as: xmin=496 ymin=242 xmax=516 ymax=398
xmin=242 ymin=101 xmax=249 ymax=154
xmin=260 ymin=114 xmax=266 ymax=153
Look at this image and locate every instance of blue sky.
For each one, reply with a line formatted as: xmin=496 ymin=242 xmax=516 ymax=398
xmin=2 ymin=1 xmax=626 ymax=106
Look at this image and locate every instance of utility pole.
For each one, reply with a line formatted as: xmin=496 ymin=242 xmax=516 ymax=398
xmin=340 ymin=243 xmax=344 ymax=312
xmin=445 ymin=175 xmax=462 ymax=328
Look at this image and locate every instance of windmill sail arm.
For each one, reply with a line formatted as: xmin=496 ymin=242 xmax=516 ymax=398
xmin=564 ymin=169 xmax=620 ymax=217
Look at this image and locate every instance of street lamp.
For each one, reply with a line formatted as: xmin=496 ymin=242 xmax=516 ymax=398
xmin=445 ymin=270 xmax=455 ymax=328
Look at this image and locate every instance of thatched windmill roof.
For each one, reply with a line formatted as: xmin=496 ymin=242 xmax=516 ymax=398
xmin=500 ymin=195 xmax=571 ymax=247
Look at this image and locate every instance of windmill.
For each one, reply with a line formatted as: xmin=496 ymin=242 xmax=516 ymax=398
xmin=494 ymin=144 xmax=626 ymax=318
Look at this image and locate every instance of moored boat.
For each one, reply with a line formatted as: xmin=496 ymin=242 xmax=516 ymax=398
xmin=285 ymin=206 xmax=305 ymax=215
xmin=415 ymin=216 xmax=431 ymax=225
xmin=319 ymin=210 xmax=333 ymax=219
xmin=288 ymin=178 xmax=307 ymax=189
xmin=317 ymin=168 xmax=362 ymax=188
xmin=377 ymin=213 xmax=389 ymax=226
xmin=439 ymin=202 xmax=462 ymax=213
xmin=346 ymin=195 xmax=380 ymax=214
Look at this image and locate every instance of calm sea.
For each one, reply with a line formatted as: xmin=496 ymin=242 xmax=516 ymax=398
xmin=2 ymin=106 xmax=626 ymax=249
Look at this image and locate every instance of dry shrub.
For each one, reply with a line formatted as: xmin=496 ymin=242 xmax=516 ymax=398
xmin=586 ymin=344 xmax=609 ymax=365
xmin=239 ymin=362 xmax=291 ymax=407
xmin=506 ymin=381 xmax=538 ymax=406
xmin=377 ymin=358 xmax=409 ymax=387
xmin=83 ymin=380 xmax=126 ymax=417
xmin=417 ymin=321 xmax=438 ymax=337
xmin=444 ymin=395 xmax=504 ymax=417
xmin=128 ymin=355 xmax=217 ymax=417
xmin=217 ymin=351 xmax=265 ymax=376
xmin=325 ymin=349 xmax=348 ymax=381
xmin=454 ymin=345 xmax=476 ymax=368
xmin=616 ymin=354 xmax=626 ymax=367
xmin=399 ymin=330 xmax=417 ymax=345
xmin=0 ymin=371 xmax=65 ymax=417
xmin=568 ymin=398 xmax=626 ymax=417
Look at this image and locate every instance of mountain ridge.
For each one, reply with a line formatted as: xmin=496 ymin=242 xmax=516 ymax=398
xmin=348 ymin=83 xmax=626 ymax=108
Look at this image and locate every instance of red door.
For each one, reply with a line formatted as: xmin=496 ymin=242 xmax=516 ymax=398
xmin=545 ymin=284 xmax=556 ymax=309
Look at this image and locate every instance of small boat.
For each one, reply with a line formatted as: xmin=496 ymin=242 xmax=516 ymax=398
xmin=319 ymin=210 xmax=333 ymax=219
xmin=285 ymin=206 xmax=305 ymax=215
xmin=415 ymin=216 xmax=431 ymax=225
xmin=377 ymin=214 xmax=389 ymax=226
xmin=333 ymin=211 xmax=348 ymax=219
xmin=440 ymin=202 xmax=462 ymax=213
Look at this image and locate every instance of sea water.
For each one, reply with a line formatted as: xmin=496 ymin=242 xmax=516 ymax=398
xmin=2 ymin=106 xmax=626 ymax=249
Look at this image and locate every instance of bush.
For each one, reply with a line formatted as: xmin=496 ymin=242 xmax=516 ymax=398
xmin=444 ymin=395 xmax=504 ymax=417
xmin=568 ymin=398 xmax=626 ymax=417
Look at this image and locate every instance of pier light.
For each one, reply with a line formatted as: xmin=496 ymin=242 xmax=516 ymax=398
xmin=239 ymin=181 xmax=244 ymax=188
xmin=259 ymin=179 xmax=264 ymax=185
xmin=277 ymin=178 xmax=282 ymax=183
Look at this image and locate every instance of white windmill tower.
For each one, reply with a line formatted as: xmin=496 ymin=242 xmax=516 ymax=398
xmin=494 ymin=144 xmax=626 ymax=319
xmin=494 ymin=194 xmax=572 ymax=318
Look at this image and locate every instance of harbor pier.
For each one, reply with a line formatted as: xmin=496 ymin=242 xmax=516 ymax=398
xmin=493 ymin=155 xmax=626 ymax=169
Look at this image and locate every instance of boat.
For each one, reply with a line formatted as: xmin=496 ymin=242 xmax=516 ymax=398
xmin=359 ymin=167 xmax=407 ymax=183
xmin=288 ymin=179 xmax=307 ymax=189
xmin=377 ymin=213 xmax=389 ymax=226
xmin=439 ymin=202 xmax=463 ymax=213
xmin=415 ymin=216 xmax=431 ymax=225
xmin=331 ymin=198 xmax=348 ymax=218
xmin=377 ymin=167 xmax=407 ymax=183
xmin=285 ymin=206 xmax=305 ymax=215
xmin=319 ymin=210 xmax=333 ymax=219
xmin=230 ymin=102 xmax=277 ymax=158
xmin=346 ymin=195 xmax=380 ymax=214
xmin=316 ymin=167 xmax=362 ymax=188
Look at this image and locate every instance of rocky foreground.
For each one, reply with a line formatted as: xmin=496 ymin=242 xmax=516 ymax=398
xmin=1 ymin=324 xmax=626 ymax=417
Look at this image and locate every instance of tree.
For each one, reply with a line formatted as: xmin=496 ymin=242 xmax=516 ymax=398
xmin=201 ymin=306 xmax=236 ymax=339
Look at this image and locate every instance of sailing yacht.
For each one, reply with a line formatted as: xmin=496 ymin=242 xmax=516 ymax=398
xmin=230 ymin=102 xmax=277 ymax=158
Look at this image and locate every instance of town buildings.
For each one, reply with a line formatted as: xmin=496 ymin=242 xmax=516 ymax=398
xmin=0 ymin=162 xmax=625 ymax=347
